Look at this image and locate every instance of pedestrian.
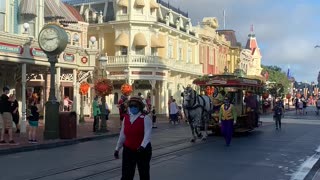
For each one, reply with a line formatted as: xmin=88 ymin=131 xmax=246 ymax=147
xmin=114 ymin=96 xmax=152 ymax=180
xmin=10 ymin=94 xmax=20 ymax=133
xmin=151 ymin=106 xmax=157 ymax=128
xmin=169 ymin=99 xmax=179 ymax=125
xmin=63 ymin=96 xmax=73 ymax=111
xmin=316 ymin=98 xmax=320 ymax=115
xmin=273 ymin=100 xmax=284 ymax=130
xmin=168 ymin=96 xmax=173 ymax=121
xmin=92 ymin=95 xmax=101 ymax=132
xmin=118 ymin=95 xmax=128 ymax=128
xmin=219 ymin=97 xmax=237 ymax=146
xmin=105 ymin=102 xmax=110 ymax=121
xmin=28 ymin=98 xmax=39 ymax=143
xmin=0 ymin=86 xmax=16 ymax=145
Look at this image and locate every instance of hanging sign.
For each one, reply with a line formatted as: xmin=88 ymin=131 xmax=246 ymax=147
xmin=0 ymin=42 xmax=23 ymax=54
xmin=30 ymin=48 xmax=46 ymax=57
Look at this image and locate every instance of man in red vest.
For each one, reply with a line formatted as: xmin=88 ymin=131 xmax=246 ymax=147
xmin=114 ymin=96 xmax=152 ymax=180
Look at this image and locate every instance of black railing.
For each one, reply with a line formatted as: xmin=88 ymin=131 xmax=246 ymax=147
xmin=157 ymin=0 xmax=188 ymax=17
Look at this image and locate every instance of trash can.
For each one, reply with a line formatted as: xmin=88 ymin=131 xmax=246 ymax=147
xmin=59 ymin=111 xmax=77 ymax=139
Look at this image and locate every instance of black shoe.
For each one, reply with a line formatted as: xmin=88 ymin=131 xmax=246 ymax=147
xmin=16 ymin=129 xmax=20 ymax=134
xmin=0 ymin=140 xmax=6 ymax=145
xmin=8 ymin=140 xmax=18 ymax=145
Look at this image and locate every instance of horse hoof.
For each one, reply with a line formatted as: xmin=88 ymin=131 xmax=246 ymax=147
xmin=190 ymin=139 xmax=196 ymax=143
xmin=201 ymin=137 xmax=207 ymax=141
xmin=197 ymin=134 xmax=203 ymax=138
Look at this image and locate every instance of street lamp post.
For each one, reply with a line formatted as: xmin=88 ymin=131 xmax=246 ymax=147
xmin=99 ymin=55 xmax=108 ymax=132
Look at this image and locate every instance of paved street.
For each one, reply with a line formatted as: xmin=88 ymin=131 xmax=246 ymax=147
xmin=1 ymin=109 xmax=320 ymax=180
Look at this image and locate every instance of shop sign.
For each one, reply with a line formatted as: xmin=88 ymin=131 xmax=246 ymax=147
xmin=63 ymin=53 xmax=75 ymax=62
xmin=0 ymin=42 xmax=23 ymax=54
xmin=30 ymin=48 xmax=46 ymax=57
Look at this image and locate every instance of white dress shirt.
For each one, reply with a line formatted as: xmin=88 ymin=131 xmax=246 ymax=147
xmin=115 ymin=112 xmax=152 ymax=151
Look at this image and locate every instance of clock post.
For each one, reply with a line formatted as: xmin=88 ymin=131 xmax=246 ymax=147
xmin=38 ymin=24 xmax=68 ymax=139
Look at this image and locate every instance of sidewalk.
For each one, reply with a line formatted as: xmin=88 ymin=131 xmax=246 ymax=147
xmin=0 ymin=114 xmax=169 ymax=156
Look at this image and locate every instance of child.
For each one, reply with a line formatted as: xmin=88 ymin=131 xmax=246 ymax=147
xmin=28 ymin=99 xmax=39 ymax=143
xmin=152 ymin=106 xmax=157 ymax=128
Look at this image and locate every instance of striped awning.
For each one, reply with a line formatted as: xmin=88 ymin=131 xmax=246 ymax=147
xmin=133 ymin=33 xmax=147 ymax=47
xmin=135 ymin=0 xmax=145 ymax=7
xmin=151 ymin=35 xmax=164 ymax=48
xmin=150 ymin=0 xmax=159 ymax=9
xmin=20 ymin=0 xmax=37 ymax=16
xmin=115 ymin=33 xmax=129 ymax=47
xmin=117 ymin=0 xmax=128 ymax=7
xmin=44 ymin=0 xmax=64 ymax=19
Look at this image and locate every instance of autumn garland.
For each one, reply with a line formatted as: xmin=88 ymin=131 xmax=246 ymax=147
xmin=94 ymin=78 xmax=113 ymax=96
xmin=121 ymin=83 xmax=133 ymax=96
xmin=79 ymin=82 xmax=90 ymax=95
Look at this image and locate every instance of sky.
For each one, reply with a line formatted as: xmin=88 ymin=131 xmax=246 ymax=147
xmin=167 ymin=0 xmax=320 ymax=83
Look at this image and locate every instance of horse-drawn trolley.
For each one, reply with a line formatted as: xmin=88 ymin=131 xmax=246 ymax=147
xmin=192 ymin=72 xmax=266 ymax=134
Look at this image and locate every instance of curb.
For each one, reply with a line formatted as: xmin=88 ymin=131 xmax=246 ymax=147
xmin=0 ymin=132 xmax=119 ymax=156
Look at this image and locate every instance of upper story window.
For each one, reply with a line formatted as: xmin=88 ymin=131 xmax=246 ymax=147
xmin=178 ymin=44 xmax=183 ymax=60
xmin=122 ymin=7 xmax=127 ymax=14
xmin=168 ymin=39 xmax=173 ymax=58
xmin=73 ymin=33 xmax=80 ymax=46
xmin=0 ymin=0 xmax=6 ymax=32
xmin=151 ymin=47 xmax=157 ymax=56
xmin=120 ymin=46 xmax=128 ymax=55
xmin=209 ymin=47 xmax=214 ymax=65
xmin=136 ymin=47 xmax=145 ymax=55
xmin=187 ymin=47 xmax=192 ymax=63
xmin=67 ymin=32 xmax=71 ymax=44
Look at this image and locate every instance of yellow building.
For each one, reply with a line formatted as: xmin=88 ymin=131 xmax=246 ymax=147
xmin=195 ymin=17 xmax=230 ymax=75
xmin=69 ymin=0 xmax=202 ymax=114
xmin=217 ymin=30 xmax=242 ymax=74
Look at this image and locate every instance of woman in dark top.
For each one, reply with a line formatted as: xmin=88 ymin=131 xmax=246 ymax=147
xmin=28 ymin=99 xmax=39 ymax=143
xmin=10 ymin=94 xmax=20 ymax=133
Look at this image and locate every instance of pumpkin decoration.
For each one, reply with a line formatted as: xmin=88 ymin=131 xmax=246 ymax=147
xmin=121 ymin=83 xmax=133 ymax=96
xmin=262 ymin=92 xmax=269 ymax=99
xmin=79 ymin=82 xmax=90 ymax=95
xmin=94 ymin=78 xmax=113 ymax=96
xmin=205 ymin=86 xmax=215 ymax=96
xmin=286 ymin=93 xmax=292 ymax=99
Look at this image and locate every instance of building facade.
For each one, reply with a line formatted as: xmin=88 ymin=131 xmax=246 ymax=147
xmin=245 ymin=27 xmax=262 ymax=76
xmin=195 ymin=17 xmax=230 ymax=75
xmin=0 ymin=0 xmax=98 ymax=131
xmin=68 ymin=0 xmax=202 ymax=114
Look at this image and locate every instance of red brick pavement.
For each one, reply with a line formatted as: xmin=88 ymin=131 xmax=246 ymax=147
xmin=0 ymin=115 xmax=169 ymax=152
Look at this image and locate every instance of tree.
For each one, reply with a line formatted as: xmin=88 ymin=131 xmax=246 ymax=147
xmin=262 ymin=65 xmax=291 ymax=97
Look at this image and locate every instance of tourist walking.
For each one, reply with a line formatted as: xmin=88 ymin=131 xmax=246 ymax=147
xmin=92 ymin=96 xmax=101 ymax=132
xmin=169 ymin=99 xmax=179 ymax=125
xmin=0 ymin=86 xmax=16 ymax=145
xmin=219 ymin=97 xmax=237 ymax=146
xmin=10 ymin=94 xmax=20 ymax=133
xmin=273 ymin=100 xmax=284 ymax=130
xmin=28 ymin=98 xmax=39 ymax=143
xmin=151 ymin=106 xmax=157 ymax=128
xmin=114 ymin=96 xmax=152 ymax=180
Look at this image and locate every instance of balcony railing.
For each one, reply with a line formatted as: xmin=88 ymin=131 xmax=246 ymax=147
xmin=106 ymin=55 xmax=203 ymax=75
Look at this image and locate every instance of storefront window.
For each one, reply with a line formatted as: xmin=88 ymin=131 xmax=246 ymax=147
xmin=0 ymin=0 xmax=6 ymax=32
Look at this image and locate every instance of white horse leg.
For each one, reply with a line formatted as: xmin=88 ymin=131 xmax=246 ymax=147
xmin=201 ymin=113 xmax=208 ymax=141
xmin=188 ymin=120 xmax=197 ymax=142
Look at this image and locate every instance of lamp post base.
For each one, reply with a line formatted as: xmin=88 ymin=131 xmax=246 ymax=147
xmin=44 ymin=101 xmax=60 ymax=140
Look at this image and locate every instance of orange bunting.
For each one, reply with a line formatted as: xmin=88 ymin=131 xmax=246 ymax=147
xmin=94 ymin=78 xmax=113 ymax=96
xmin=205 ymin=86 xmax=215 ymax=96
xmin=79 ymin=82 xmax=90 ymax=95
xmin=121 ymin=83 xmax=133 ymax=96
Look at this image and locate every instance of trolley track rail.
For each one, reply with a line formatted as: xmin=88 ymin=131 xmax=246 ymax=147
xmin=26 ymin=137 xmax=213 ymax=180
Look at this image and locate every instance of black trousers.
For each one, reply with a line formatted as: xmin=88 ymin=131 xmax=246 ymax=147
xmin=121 ymin=143 xmax=152 ymax=180
xmin=93 ymin=115 xmax=99 ymax=132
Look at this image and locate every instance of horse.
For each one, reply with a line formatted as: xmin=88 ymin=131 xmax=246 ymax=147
xmin=182 ymin=87 xmax=212 ymax=142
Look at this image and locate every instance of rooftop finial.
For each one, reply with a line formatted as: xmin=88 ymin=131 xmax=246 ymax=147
xmin=250 ymin=24 xmax=254 ymax=33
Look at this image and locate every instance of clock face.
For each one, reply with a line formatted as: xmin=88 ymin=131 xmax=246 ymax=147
xmin=39 ymin=28 xmax=60 ymax=52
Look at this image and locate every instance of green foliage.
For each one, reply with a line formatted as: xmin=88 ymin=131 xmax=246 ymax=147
xmin=262 ymin=65 xmax=291 ymax=97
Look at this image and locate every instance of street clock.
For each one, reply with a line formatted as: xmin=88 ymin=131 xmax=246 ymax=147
xmin=38 ymin=24 xmax=68 ymax=56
